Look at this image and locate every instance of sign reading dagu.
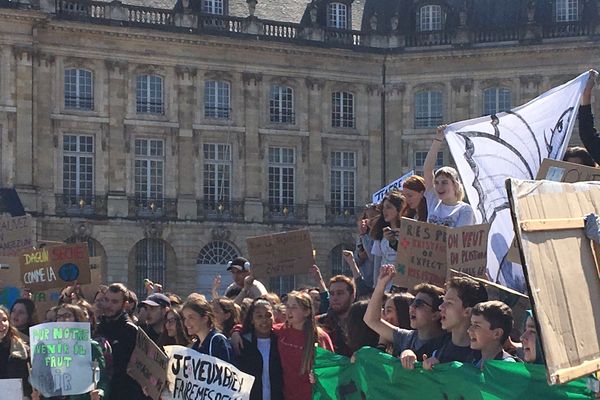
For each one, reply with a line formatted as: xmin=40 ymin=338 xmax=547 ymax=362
xmin=536 ymin=158 xmax=600 ymax=182
xmin=127 ymin=328 xmax=169 ymax=400
xmin=0 ymin=215 xmax=33 ymax=257
xmin=395 ymin=218 xmax=489 ymax=289
xmin=20 ymin=243 xmax=90 ymax=291
xmin=29 ymin=322 xmax=93 ymax=397
xmin=162 ymin=345 xmax=254 ymax=400
xmin=246 ymin=229 xmax=314 ymax=279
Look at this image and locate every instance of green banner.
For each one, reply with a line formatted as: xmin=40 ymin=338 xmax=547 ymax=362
xmin=313 ymin=347 xmax=593 ymax=400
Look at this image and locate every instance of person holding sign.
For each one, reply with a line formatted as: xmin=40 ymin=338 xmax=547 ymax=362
xmin=370 ymin=191 xmax=405 ymax=283
xmin=0 ymin=305 xmax=31 ymax=398
xmin=11 ymin=298 xmax=38 ymax=342
xmin=401 ymin=175 xmax=428 ymax=222
xmin=182 ymin=295 xmax=234 ymax=363
xmin=423 ymin=125 xmax=475 ymax=228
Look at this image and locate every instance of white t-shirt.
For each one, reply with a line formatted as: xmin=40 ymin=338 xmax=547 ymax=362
xmin=257 ymin=338 xmax=271 ymax=400
xmin=371 ymin=238 xmax=397 ymax=265
xmin=425 ymin=189 xmax=475 ymax=228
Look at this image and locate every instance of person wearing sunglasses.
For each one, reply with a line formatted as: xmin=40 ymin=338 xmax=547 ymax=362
xmin=364 ymin=264 xmax=445 ymax=362
xmin=158 ymin=307 xmax=189 ymax=347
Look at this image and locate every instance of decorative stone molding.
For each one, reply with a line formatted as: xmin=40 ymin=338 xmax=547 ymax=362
xmin=104 ymin=59 xmax=128 ymax=75
xmin=451 ymin=78 xmax=473 ymax=92
xmin=12 ymin=45 xmax=33 ymax=63
xmin=72 ymin=221 xmax=93 ymax=242
xmin=480 ymin=78 xmax=502 ymax=88
xmin=211 ymin=226 xmax=231 ymax=241
xmin=367 ymin=83 xmax=383 ymax=96
xmin=175 ymin=65 xmax=198 ymax=80
xmin=142 ymin=220 xmax=164 ymax=239
xmin=304 ymin=77 xmax=326 ymax=91
xmin=241 ymin=72 xmax=263 ymax=86
xmin=205 ymin=70 xmax=234 ymax=81
xmin=519 ymin=75 xmax=543 ymax=87
xmin=386 ymin=82 xmax=406 ymax=96
xmin=34 ymin=51 xmax=55 ymax=67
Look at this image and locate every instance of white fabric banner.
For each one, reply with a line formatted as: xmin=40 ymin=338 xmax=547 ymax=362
xmin=444 ymin=71 xmax=589 ymax=291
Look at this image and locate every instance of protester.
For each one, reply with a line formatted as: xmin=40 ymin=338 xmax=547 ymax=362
xmin=96 ymin=283 xmax=144 ymax=400
xmin=370 ymin=191 xmax=405 ymax=280
xmin=423 ymin=125 xmax=475 ymax=227
xmin=273 ymin=303 xmax=287 ymax=324
xmin=308 ymin=265 xmax=330 ymax=314
xmin=158 ymin=307 xmax=189 ymax=347
xmin=468 ymin=300 xmax=518 ymax=369
xmin=578 ymin=69 xmax=600 ymax=164
xmin=0 ymin=305 xmax=31 ymax=398
xmin=44 ymin=306 xmax=59 ymax=323
xmin=520 ymin=310 xmax=544 ymax=364
xmin=401 ymin=175 xmax=428 ymax=221
xmin=422 ymin=276 xmax=488 ymax=369
xmin=10 ymin=298 xmax=37 ymax=341
xmin=382 ymin=292 xmax=413 ymax=330
xmin=364 ymin=265 xmax=445 ymax=361
xmin=92 ymin=286 xmax=108 ymax=325
xmin=140 ymin=292 xmax=171 ymax=344
xmin=124 ymin=290 xmax=139 ymax=324
xmin=182 ymin=295 xmax=234 ymax=363
xmin=563 ymin=146 xmax=597 ymax=167
xmin=224 ymin=257 xmax=268 ymax=304
xmin=237 ymin=298 xmax=284 ymax=400
xmin=212 ymin=297 xmax=241 ymax=337
xmin=342 ymin=250 xmax=374 ymax=298
xmin=305 ymin=287 xmax=323 ymax=315
xmin=316 ymin=275 xmax=355 ymax=356
xmin=354 ymin=203 xmax=381 ymax=287
xmin=345 ymin=300 xmax=379 ymax=354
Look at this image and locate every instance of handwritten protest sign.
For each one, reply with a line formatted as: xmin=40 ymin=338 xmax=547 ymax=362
xmin=0 ymin=257 xmax=22 ymax=308
xmin=30 ymin=322 xmax=93 ymax=397
xmin=20 ymin=243 xmax=90 ymax=291
xmin=81 ymin=256 xmax=103 ymax=302
xmin=127 ymin=328 xmax=169 ymax=400
xmin=162 ymin=345 xmax=254 ymax=400
xmin=0 ymin=215 xmax=33 ymax=257
xmin=536 ymin=158 xmax=600 ymax=182
xmin=0 ymin=378 xmax=23 ymax=398
xmin=395 ymin=218 xmax=489 ymax=289
xmin=371 ymin=170 xmax=414 ymax=204
xmin=246 ymin=229 xmax=313 ymax=279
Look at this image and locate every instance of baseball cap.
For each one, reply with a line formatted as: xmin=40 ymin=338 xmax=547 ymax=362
xmin=226 ymin=257 xmax=251 ymax=272
xmin=141 ymin=293 xmax=171 ymax=308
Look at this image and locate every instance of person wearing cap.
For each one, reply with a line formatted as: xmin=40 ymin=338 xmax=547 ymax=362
xmin=224 ymin=257 xmax=268 ymax=305
xmin=140 ymin=292 xmax=171 ymax=345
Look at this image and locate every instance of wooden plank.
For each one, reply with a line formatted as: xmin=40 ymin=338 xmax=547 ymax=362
xmin=551 ymin=359 xmax=600 ymax=385
xmin=520 ymin=218 xmax=584 ymax=232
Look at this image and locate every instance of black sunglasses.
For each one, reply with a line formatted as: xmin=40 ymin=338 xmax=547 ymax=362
xmin=409 ymin=298 xmax=433 ymax=309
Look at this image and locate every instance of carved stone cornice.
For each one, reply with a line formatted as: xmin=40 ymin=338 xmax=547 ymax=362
xmin=480 ymin=78 xmax=502 ymax=88
xmin=519 ymin=74 xmax=543 ymax=87
xmin=304 ymin=77 xmax=326 ymax=91
xmin=451 ymin=78 xmax=473 ymax=92
xmin=241 ymin=72 xmax=263 ymax=86
xmin=205 ymin=70 xmax=233 ymax=81
xmin=142 ymin=221 xmax=163 ymax=239
xmin=386 ymin=82 xmax=406 ymax=96
xmin=33 ymin=51 xmax=55 ymax=67
xmin=367 ymin=83 xmax=383 ymax=96
xmin=12 ymin=45 xmax=33 ymax=63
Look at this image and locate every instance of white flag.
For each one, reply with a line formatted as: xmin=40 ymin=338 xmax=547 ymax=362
xmin=444 ymin=71 xmax=589 ymax=291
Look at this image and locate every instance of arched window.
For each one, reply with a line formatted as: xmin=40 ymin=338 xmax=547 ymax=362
xmin=555 ymin=0 xmax=578 ymax=22
xmin=134 ymin=238 xmax=166 ymax=295
xmin=328 ymin=2 xmax=348 ymax=29
xmin=483 ymin=88 xmax=511 ymax=115
xmin=197 ymin=241 xmax=239 ymax=265
xmin=414 ymin=90 xmax=443 ymax=128
xmin=419 ymin=5 xmax=443 ymax=32
xmin=330 ymin=243 xmax=354 ymax=277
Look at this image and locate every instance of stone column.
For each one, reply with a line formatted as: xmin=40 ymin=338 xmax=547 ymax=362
xmin=305 ymin=77 xmax=326 ymax=224
xmin=241 ymin=72 xmax=263 ymax=222
xmin=384 ymin=83 xmax=406 ymax=175
xmin=175 ymin=65 xmax=198 ymax=220
xmin=105 ymin=59 xmax=129 ymax=217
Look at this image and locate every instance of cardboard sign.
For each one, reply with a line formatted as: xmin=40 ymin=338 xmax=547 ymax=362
xmin=536 ymin=158 xmax=600 ymax=182
xmin=162 ymin=345 xmax=254 ymax=400
xmin=0 ymin=257 xmax=23 ymax=309
xmin=0 ymin=215 xmax=33 ymax=257
xmin=29 ymin=322 xmax=94 ymax=397
xmin=507 ymin=179 xmax=600 ymax=384
xmin=80 ymin=256 xmax=103 ymax=302
xmin=246 ymin=229 xmax=314 ymax=279
xmin=372 ymin=170 xmax=415 ymax=204
xmin=0 ymin=378 xmax=23 ymax=398
xmin=127 ymin=328 xmax=168 ymax=400
xmin=20 ymin=243 xmax=90 ymax=291
xmin=395 ymin=218 xmax=489 ymax=289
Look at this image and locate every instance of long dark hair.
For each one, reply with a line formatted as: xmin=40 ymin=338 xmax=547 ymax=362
xmin=158 ymin=307 xmax=189 ymax=347
xmin=212 ymin=297 xmax=241 ymax=337
xmin=345 ymin=300 xmax=380 ymax=353
xmin=370 ymin=190 xmax=404 ymax=240
xmin=10 ymin=298 xmax=38 ymax=331
xmin=241 ymin=298 xmax=273 ymax=336
xmin=0 ymin=306 xmax=22 ymax=346
xmin=388 ymin=293 xmax=413 ymax=330
xmin=401 ymin=175 xmax=428 ymax=221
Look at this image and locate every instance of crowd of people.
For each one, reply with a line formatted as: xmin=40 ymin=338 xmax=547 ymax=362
xmin=2 ymin=73 xmax=600 ymax=400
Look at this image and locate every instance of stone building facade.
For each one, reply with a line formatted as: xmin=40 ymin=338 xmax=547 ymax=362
xmin=0 ymin=0 xmax=599 ymax=296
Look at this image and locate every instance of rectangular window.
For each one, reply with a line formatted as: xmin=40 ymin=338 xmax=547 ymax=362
xmin=203 ymin=143 xmax=232 ymax=203
xmin=330 ymin=151 xmax=355 ymax=212
xmin=203 ymin=0 xmax=224 ymax=15
xmin=269 ymin=275 xmax=296 ymax=296
xmin=328 ymin=2 xmax=347 ymax=29
xmin=136 ymin=74 xmax=164 ymax=114
xmin=483 ymin=88 xmax=511 ymax=116
xmin=63 ymin=135 xmax=94 ymax=203
xmin=420 ymin=5 xmax=443 ymax=31
xmin=268 ymin=147 xmax=295 ymax=209
xmin=415 ymin=150 xmax=444 ymax=176
xmin=204 ymin=80 xmax=231 ymax=119
xmin=332 ymin=91 xmax=355 ymax=128
xmin=134 ymin=139 xmax=164 ymax=207
xmin=414 ymin=91 xmax=443 ymax=128
xmin=556 ymin=0 xmax=578 ymax=22
xmin=269 ymin=85 xmax=295 ymax=124
xmin=64 ymin=69 xmax=93 ymax=110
